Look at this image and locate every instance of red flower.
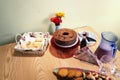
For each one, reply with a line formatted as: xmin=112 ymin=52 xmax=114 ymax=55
xmin=50 ymin=16 xmax=62 ymax=26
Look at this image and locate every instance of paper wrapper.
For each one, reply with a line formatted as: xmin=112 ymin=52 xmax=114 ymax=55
xmin=73 ymin=47 xmax=100 ymax=65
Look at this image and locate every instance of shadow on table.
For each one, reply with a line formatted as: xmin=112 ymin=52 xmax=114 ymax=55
xmin=13 ymin=51 xmax=44 ymax=57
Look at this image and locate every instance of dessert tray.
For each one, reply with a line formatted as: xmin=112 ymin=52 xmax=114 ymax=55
xmin=53 ymin=67 xmax=113 ymax=80
xmin=14 ymin=32 xmax=50 ymax=55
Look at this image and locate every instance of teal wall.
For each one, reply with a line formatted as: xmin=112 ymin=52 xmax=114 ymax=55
xmin=0 ymin=0 xmax=120 ymax=50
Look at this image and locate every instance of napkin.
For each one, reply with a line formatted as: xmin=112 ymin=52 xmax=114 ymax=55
xmin=73 ymin=47 xmax=100 ymax=65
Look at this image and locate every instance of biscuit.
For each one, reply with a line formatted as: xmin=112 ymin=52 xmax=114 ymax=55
xmin=35 ymin=38 xmax=42 ymax=42
xmin=75 ymin=70 xmax=83 ymax=77
xmin=92 ymin=72 xmax=98 ymax=78
xmin=58 ymin=68 xmax=68 ymax=77
xmin=67 ymin=69 xmax=76 ymax=78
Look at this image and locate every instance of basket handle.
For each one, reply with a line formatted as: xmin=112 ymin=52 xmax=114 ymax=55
xmin=15 ymin=33 xmax=22 ymax=43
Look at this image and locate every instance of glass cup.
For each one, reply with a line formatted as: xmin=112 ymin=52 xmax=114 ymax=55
xmin=111 ymin=57 xmax=120 ymax=78
xmin=98 ymin=55 xmax=113 ymax=75
xmin=98 ymin=55 xmax=120 ymax=79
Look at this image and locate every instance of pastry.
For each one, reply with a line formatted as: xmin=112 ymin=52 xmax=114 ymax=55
xmin=74 ymin=70 xmax=83 ymax=77
xmin=67 ymin=69 xmax=76 ymax=78
xmin=53 ymin=28 xmax=77 ymax=46
xmin=57 ymin=68 xmax=68 ymax=77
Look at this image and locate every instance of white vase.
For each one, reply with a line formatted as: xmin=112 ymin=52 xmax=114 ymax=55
xmin=55 ymin=25 xmax=61 ymax=31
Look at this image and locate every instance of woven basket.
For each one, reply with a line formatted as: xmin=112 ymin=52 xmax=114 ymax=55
xmin=14 ymin=32 xmax=50 ymax=55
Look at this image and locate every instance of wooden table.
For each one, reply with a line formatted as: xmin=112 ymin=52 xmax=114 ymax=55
xmin=0 ymin=26 xmax=120 ymax=80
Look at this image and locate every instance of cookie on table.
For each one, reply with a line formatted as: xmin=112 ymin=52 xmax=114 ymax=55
xmin=92 ymin=72 xmax=99 ymax=78
xmin=57 ymin=68 xmax=68 ymax=77
xmin=67 ymin=69 xmax=76 ymax=78
xmin=74 ymin=70 xmax=83 ymax=77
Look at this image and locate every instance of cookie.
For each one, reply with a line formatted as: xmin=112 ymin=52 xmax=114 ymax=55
xmin=67 ymin=69 xmax=76 ymax=78
xmin=58 ymin=68 xmax=68 ymax=77
xmin=75 ymin=70 xmax=83 ymax=77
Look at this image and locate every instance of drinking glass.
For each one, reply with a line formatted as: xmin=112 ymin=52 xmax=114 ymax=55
xmin=98 ymin=55 xmax=113 ymax=75
xmin=98 ymin=55 xmax=120 ymax=79
xmin=111 ymin=57 xmax=120 ymax=78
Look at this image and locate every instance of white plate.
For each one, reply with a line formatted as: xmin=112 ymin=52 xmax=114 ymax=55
xmin=54 ymin=37 xmax=79 ymax=48
xmin=78 ymin=31 xmax=97 ymax=46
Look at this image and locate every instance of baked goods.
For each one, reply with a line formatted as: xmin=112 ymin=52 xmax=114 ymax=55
xmin=19 ymin=33 xmax=44 ymax=50
xmin=74 ymin=70 xmax=83 ymax=77
xmin=14 ymin=32 xmax=50 ymax=54
xmin=67 ymin=69 xmax=76 ymax=78
xmin=58 ymin=68 xmax=68 ymax=77
xmin=53 ymin=67 xmax=113 ymax=80
xmin=21 ymin=40 xmax=42 ymax=50
xmin=53 ymin=28 xmax=77 ymax=46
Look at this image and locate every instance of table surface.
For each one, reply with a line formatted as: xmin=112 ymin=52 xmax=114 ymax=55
xmin=0 ymin=26 xmax=120 ymax=80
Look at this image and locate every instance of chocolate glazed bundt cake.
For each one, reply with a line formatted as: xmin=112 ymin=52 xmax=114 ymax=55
xmin=53 ymin=28 xmax=77 ymax=46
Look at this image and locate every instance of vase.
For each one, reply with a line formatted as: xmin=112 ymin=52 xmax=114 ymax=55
xmin=55 ymin=25 xmax=61 ymax=31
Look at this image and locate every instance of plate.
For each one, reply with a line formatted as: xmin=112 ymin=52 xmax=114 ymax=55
xmin=53 ymin=67 xmax=113 ymax=80
xmin=54 ymin=37 xmax=79 ymax=48
xmin=78 ymin=31 xmax=97 ymax=46
xmin=50 ymin=37 xmax=80 ymax=58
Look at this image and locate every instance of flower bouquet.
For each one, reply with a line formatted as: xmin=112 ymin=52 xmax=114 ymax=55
xmin=50 ymin=12 xmax=65 ymax=30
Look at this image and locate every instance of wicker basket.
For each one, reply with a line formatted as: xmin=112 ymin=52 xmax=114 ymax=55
xmin=14 ymin=32 xmax=50 ymax=55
